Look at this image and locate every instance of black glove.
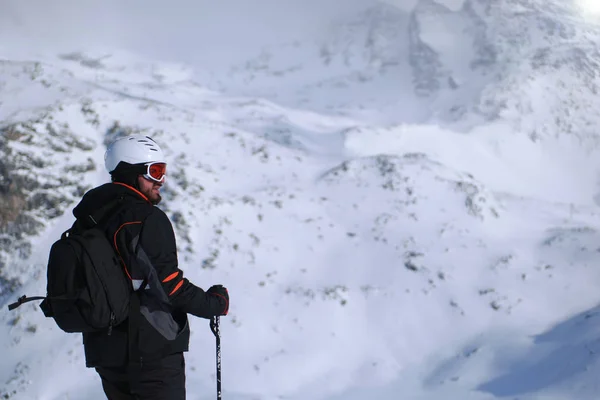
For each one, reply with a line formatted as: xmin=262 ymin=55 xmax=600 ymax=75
xmin=207 ymin=284 xmax=229 ymax=316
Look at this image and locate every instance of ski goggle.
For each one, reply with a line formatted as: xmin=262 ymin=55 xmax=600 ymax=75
xmin=143 ymin=162 xmax=167 ymax=183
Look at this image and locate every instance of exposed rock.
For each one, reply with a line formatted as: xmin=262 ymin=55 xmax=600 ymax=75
xmin=0 ymin=117 xmax=97 ymax=279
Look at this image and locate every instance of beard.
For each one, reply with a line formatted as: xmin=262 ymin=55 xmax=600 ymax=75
xmin=142 ymin=183 xmax=163 ymax=205
xmin=136 ymin=175 xmax=164 ymax=205
xmin=149 ymin=191 xmax=162 ymax=205
xmin=151 ymin=194 xmax=162 ymax=205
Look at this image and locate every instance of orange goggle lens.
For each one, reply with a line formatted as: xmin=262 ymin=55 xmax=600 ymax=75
xmin=145 ymin=162 xmax=167 ymax=182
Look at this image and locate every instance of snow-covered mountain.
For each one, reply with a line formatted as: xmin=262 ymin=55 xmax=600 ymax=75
xmin=3 ymin=1 xmax=600 ymax=399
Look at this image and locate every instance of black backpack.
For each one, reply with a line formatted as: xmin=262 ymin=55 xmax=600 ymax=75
xmin=8 ymin=199 xmax=132 ymax=335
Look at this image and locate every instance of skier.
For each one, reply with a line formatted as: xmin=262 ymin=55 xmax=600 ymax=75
xmin=72 ymin=134 xmax=229 ymax=399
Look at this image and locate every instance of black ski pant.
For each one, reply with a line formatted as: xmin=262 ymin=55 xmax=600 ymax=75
xmin=95 ymin=353 xmax=186 ymax=400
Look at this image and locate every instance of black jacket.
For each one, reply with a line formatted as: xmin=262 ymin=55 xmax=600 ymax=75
xmin=73 ymin=182 xmax=224 ymax=367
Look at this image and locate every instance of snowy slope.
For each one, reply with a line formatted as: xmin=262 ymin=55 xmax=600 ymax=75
xmin=2 ymin=1 xmax=600 ymax=400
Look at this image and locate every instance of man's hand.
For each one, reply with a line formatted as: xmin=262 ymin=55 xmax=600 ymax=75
xmin=207 ymin=285 xmax=229 ymax=316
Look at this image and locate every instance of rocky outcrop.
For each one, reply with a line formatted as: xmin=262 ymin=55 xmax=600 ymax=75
xmin=0 ymin=115 xmax=96 ymax=290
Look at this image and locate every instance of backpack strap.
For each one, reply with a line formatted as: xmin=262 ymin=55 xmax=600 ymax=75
xmin=7 ymin=290 xmax=83 ymax=315
xmin=7 ymin=295 xmax=46 ymax=311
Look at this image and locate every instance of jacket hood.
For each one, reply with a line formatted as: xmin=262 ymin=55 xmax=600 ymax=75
xmin=73 ymin=182 xmax=149 ymax=220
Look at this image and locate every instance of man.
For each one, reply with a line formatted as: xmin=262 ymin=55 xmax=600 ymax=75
xmin=71 ymin=134 xmax=229 ymax=399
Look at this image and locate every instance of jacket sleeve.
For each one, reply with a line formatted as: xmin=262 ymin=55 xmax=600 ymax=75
xmin=138 ymin=207 xmax=225 ymax=318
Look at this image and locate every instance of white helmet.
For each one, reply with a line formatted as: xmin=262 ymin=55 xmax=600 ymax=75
xmin=104 ymin=135 xmax=166 ymax=173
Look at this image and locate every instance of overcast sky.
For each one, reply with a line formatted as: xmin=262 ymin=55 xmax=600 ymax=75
xmin=2 ymin=0 xmax=593 ymax=69
xmin=0 ymin=0 xmax=397 ymax=66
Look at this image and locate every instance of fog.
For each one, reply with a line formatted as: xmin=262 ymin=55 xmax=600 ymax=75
xmin=0 ymin=0 xmax=387 ymax=67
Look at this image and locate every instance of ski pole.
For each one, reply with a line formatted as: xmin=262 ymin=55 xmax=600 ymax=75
xmin=210 ymin=316 xmax=222 ymax=400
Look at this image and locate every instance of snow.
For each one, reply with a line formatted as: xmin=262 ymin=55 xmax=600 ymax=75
xmin=2 ymin=1 xmax=600 ymax=399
